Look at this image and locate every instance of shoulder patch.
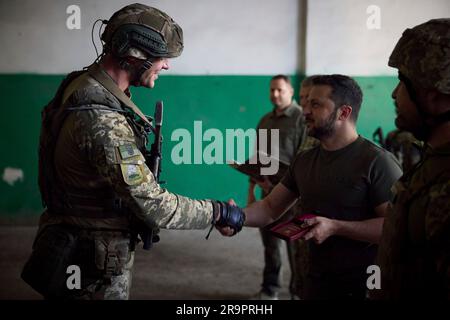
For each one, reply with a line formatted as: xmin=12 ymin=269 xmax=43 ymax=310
xmin=119 ymin=143 xmax=141 ymax=160
xmin=120 ymin=164 xmax=145 ymax=186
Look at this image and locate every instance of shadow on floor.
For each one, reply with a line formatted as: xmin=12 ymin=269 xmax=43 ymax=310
xmin=0 ymin=226 xmax=291 ymax=300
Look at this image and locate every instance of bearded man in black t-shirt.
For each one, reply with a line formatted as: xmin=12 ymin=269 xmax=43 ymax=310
xmin=240 ymin=74 xmax=403 ymax=299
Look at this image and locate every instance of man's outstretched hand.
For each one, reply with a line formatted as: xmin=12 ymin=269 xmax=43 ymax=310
xmin=212 ymin=199 xmax=245 ymax=237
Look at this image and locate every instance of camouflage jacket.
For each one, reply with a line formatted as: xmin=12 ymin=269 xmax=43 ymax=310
xmin=374 ymin=142 xmax=450 ymax=299
xmin=39 ymin=64 xmax=213 ymax=231
xmin=385 ymin=129 xmax=422 ymax=172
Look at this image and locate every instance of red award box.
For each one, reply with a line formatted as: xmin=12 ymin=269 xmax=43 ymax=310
xmin=269 ymin=214 xmax=317 ymax=241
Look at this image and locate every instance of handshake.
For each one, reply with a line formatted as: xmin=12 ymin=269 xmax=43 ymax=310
xmin=206 ymin=201 xmax=246 ymax=239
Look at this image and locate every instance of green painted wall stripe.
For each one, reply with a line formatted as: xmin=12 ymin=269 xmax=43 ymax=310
xmin=0 ymin=74 xmax=399 ymax=222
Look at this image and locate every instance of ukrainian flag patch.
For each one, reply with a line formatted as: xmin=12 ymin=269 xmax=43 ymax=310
xmin=120 ymin=164 xmax=144 ymax=185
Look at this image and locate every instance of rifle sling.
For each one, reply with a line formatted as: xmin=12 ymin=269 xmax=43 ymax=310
xmin=87 ymin=63 xmax=151 ymax=126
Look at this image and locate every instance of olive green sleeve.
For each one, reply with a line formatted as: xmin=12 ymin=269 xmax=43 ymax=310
xmin=368 ymin=151 xmax=403 ymax=207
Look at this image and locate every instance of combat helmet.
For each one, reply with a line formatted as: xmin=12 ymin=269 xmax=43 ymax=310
xmin=101 ymin=3 xmax=183 ymax=60
xmin=389 ymin=18 xmax=450 ymax=94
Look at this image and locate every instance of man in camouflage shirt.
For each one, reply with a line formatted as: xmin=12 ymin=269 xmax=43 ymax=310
xmin=374 ymin=19 xmax=450 ymax=299
xmin=21 ymin=3 xmax=244 ymax=300
xmin=384 ymin=129 xmax=422 ymax=172
xmin=248 ymin=75 xmax=307 ymax=300
xmin=291 ymin=75 xmax=320 ymax=299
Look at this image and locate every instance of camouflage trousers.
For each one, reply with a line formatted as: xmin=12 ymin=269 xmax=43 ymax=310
xmin=77 ymin=252 xmax=134 ymax=300
xmin=22 ymin=223 xmax=135 ymax=300
xmin=259 ymin=230 xmax=309 ymax=298
xmin=69 ymin=230 xmax=135 ymax=300
xmin=259 ymin=228 xmax=297 ymax=296
xmin=260 ymin=206 xmax=305 ymax=297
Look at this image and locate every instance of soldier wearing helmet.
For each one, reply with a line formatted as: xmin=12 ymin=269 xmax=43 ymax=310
xmin=374 ymin=19 xmax=450 ymax=299
xmin=99 ymin=3 xmax=184 ymax=89
xmin=21 ymin=3 xmax=245 ymax=300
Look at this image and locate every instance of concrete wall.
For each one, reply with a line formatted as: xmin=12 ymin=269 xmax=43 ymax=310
xmin=306 ymin=0 xmax=450 ymax=75
xmin=0 ymin=0 xmax=300 ymax=75
xmin=0 ymin=0 xmax=302 ymax=221
xmin=0 ymin=0 xmax=448 ymax=221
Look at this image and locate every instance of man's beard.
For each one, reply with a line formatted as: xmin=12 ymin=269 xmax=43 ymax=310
xmin=121 ymin=60 xmax=150 ymax=87
xmin=130 ymin=68 xmax=146 ymax=86
xmin=308 ymin=108 xmax=338 ymax=140
xmin=394 ymin=102 xmax=430 ymax=141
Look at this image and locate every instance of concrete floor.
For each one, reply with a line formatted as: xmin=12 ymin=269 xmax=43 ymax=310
xmin=0 ymin=226 xmax=291 ymax=300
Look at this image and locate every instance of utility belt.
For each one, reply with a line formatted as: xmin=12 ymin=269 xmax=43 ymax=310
xmin=21 ymin=223 xmax=133 ymax=299
xmin=48 ymin=191 xmax=126 ymax=219
xmin=48 ymin=190 xmax=160 ymax=250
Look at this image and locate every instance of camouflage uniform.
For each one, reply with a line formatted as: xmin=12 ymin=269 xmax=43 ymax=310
xmin=290 ymin=135 xmax=319 ymax=299
xmin=22 ymin=4 xmax=219 ymax=299
xmin=22 ymin=3 xmax=245 ymax=299
xmin=374 ymin=19 xmax=450 ymax=299
xmin=385 ymin=129 xmax=422 ymax=172
xmin=256 ymin=100 xmax=305 ymax=298
xmin=375 ymin=144 xmax=450 ymax=299
xmin=32 ymin=63 xmax=215 ymax=300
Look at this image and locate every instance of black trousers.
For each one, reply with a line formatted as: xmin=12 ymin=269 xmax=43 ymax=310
xmin=303 ymin=269 xmax=368 ymax=300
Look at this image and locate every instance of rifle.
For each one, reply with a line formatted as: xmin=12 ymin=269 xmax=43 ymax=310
xmin=148 ymin=101 xmax=164 ymax=184
xmin=372 ymin=127 xmax=385 ymax=148
xmin=140 ymin=101 xmax=164 ymax=250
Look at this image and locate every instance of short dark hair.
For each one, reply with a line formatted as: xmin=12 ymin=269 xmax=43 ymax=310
xmin=271 ymin=74 xmax=292 ymax=86
xmin=301 ymin=75 xmax=319 ymax=88
xmin=311 ymin=74 xmax=363 ymax=122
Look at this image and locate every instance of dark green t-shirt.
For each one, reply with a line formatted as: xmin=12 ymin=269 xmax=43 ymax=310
xmin=281 ymin=136 xmax=403 ymax=274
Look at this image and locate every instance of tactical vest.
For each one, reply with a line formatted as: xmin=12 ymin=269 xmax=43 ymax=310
xmin=38 ymin=64 xmax=152 ymax=221
xmin=385 ymin=130 xmax=422 ymax=172
xmin=376 ymin=144 xmax=450 ymax=299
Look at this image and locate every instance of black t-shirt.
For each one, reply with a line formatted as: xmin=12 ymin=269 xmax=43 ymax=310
xmin=281 ymin=136 xmax=403 ymax=274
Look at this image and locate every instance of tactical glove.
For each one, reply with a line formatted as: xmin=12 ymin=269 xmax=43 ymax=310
xmin=206 ymin=201 xmax=246 ymax=239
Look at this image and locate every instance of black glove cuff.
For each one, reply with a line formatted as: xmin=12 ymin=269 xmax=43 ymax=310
xmin=215 ymin=201 xmax=245 ymax=233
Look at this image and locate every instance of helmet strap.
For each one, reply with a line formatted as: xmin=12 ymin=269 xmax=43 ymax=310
xmin=119 ymin=57 xmax=154 ymax=86
xmin=134 ymin=59 xmax=153 ymax=87
xmin=137 ymin=59 xmax=153 ymax=79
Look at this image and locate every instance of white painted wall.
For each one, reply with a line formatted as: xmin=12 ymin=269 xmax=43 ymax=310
xmin=306 ymin=0 xmax=450 ymax=76
xmin=2 ymin=0 xmax=448 ymax=76
xmin=0 ymin=0 xmax=299 ymax=75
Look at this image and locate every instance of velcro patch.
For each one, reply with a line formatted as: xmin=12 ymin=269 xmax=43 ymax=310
xmin=120 ymin=164 xmax=145 ymax=186
xmin=119 ymin=143 xmax=140 ymax=160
